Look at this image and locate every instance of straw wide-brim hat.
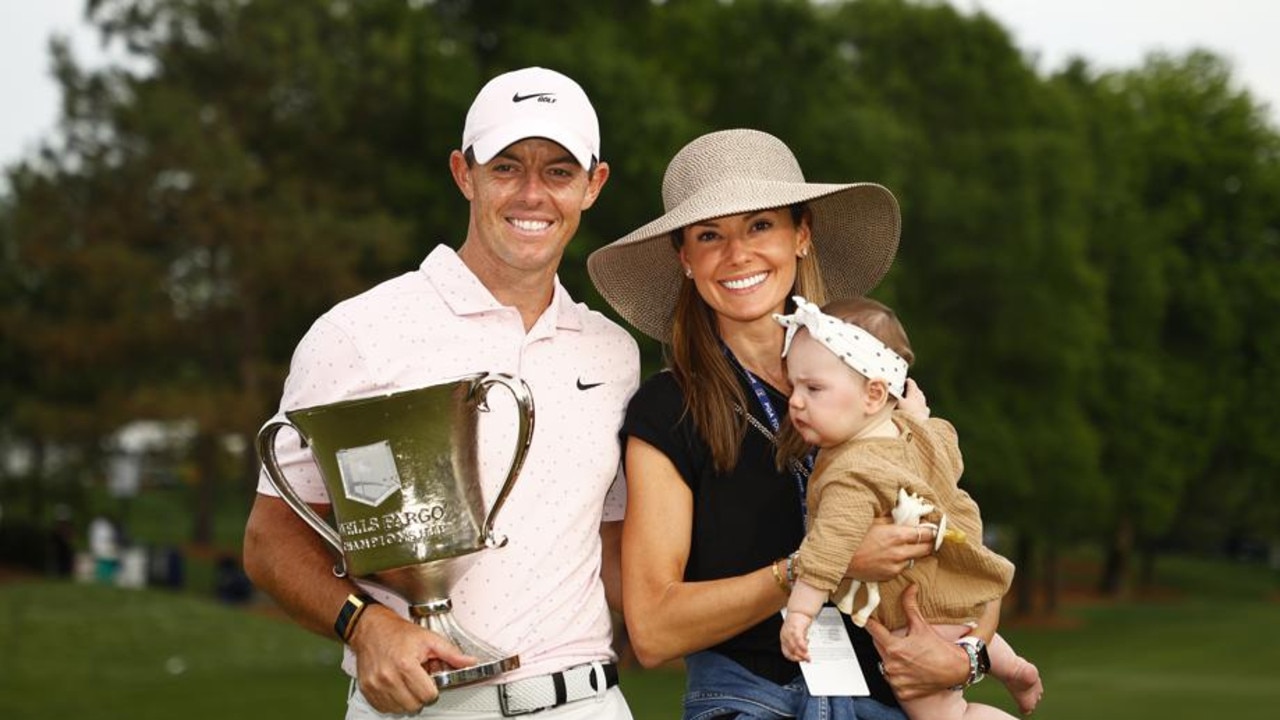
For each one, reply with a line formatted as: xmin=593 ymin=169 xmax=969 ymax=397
xmin=587 ymin=128 xmax=901 ymax=342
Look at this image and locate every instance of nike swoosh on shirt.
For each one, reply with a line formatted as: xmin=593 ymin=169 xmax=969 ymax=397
xmin=576 ymin=379 xmax=604 ymax=391
xmin=512 ymin=92 xmax=554 ymax=102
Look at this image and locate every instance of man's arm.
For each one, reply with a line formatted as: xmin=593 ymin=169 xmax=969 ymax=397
xmin=243 ymin=495 xmax=354 ymax=635
xmin=243 ymin=494 xmax=473 ymax=714
xmin=600 ymin=520 xmax=624 ymax=613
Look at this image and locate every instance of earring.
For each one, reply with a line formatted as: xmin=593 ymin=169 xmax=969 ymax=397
xmin=799 ymin=246 xmax=810 ymax=258
xmin=684 ymin=266 xmax=693 ymax=278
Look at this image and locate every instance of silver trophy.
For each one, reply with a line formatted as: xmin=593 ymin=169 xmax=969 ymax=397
xmin=256 ymin=372 xmax=534 ymax=689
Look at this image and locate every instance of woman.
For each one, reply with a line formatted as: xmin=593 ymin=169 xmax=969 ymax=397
xmin=587 ymin=129 xmax=982 ymax=719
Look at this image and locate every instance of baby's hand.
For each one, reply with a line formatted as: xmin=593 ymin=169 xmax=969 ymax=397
xmin=780 ymin=612 xmax=814 ymax=663
xmin=899 ymin=378 xmax=930 ymax=420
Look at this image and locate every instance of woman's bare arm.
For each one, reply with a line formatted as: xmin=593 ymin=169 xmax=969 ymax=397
xmin=621 ymin=438 xmax=788 ymax=666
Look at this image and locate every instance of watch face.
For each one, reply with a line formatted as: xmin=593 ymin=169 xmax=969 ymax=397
xmin=975 ymin=642 xmax=992 ymax=674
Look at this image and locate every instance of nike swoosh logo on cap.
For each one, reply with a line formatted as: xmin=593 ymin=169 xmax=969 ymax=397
xmin=577 ymin=379 xmax=604 ymax=391
xmin=512 ymin=92 xmax=555 ymax=103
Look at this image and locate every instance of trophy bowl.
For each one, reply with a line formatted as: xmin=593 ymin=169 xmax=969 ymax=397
xmin=257 ymin=372 xmax=534 ymax=689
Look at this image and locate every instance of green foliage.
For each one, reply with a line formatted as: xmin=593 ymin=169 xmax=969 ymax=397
xmin=830 ymin=1 xmax=1109 ymax=566
xmin=1052 ymin=48 xmax=1280 ymax=589
xmin=2 ymin=0 xmax=1279 ymax=609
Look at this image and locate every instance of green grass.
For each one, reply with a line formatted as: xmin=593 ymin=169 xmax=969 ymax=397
xmin=966 ymin=598 xmax=1280 ymax=717
xmin=0 ymin=582 xmax=345 ymax=719
xmin=2 ymin=557 xmax=1276 ymax=719
xmin=964 ymin=554 xmax=1280 ymax=718
xmin=620 ymin=663 xmax=685 ymax=717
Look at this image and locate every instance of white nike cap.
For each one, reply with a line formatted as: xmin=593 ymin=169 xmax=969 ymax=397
xmin=462 ymin=66 xmax=600 ymax=169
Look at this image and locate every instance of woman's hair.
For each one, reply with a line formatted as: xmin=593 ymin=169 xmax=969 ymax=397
xmin=774 ymin=296 xmax=915 ymax=470
xmin=667 ymin=203 xmax=827 ymax=474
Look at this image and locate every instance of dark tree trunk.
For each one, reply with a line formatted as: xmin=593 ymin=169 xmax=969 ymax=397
xmin=1012 ymin=531 xmax=1036 ymax=617
xmin=1042 ymin=542 xmax=1060 ymax=616
xmin=192 ymin=433 xmax=219 ymax=546
xmin=1099 ymin=518 xmax=1134 ymax=598
xmin=27 ymin=439 xmax=47 ymax=520
xmin=1137 ymin=544 xmax=1158 ymax=591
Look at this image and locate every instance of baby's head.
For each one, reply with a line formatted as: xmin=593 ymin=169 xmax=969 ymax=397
xmin=776 ymin=296 xmax=913 ymax=449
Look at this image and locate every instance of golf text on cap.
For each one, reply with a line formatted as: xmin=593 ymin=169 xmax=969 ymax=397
xmin=513 ymin=92 xmax=555 ymax=103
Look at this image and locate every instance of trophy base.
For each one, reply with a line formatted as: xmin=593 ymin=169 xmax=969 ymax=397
xmin=429 ymin=654 xmax=522 ymax=690
xmin=411 ymin=599 xmax=521 ymax=691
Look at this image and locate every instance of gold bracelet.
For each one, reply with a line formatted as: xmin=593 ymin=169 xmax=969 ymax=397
xmin=771 ymin=559 xmax=792 ymax=594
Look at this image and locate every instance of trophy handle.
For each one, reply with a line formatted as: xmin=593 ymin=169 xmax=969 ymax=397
xmin=474 ymin=373 xmax=535 ymax=548
xmin=256 ymin=420 xmax=346 ymax=572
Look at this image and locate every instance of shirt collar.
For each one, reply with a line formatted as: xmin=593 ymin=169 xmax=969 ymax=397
xmin=421 ymin=245 xmax=584 ymax=332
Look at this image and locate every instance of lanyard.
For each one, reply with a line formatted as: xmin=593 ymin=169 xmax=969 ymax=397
xmin=720 ymin=343 xmax=815 ymax=529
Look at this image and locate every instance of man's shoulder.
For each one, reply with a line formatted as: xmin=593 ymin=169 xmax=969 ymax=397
xmin=321 ymin=267 xmax=439 ymax=325
xmin=569 ymin=299 xmax=640 ymax=349
xmin=322 ymin=245 xmax=459 ymax=319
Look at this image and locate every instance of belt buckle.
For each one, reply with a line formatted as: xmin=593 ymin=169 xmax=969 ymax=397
xmin=497 ymin=681 xmax=544 ymax=717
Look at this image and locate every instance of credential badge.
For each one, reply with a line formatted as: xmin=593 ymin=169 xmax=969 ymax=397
xmin=336 ymin=440 xmax=402 ymax=507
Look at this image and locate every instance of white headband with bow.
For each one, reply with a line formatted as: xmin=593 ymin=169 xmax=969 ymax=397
xmin=773 ymin=296 xmax=909 ymax=399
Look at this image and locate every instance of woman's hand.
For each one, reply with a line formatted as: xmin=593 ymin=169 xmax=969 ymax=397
xmin=846 ymin=518 xmax=935 ymax=583
xmin=864 ymin=585 xmax=969 ymax=700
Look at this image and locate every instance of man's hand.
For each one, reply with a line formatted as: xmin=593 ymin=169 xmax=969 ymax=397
xmin=348 ymin=605 xmax=477 ymax=713
xmin=864 ymin=585 xmax=968 ymax=700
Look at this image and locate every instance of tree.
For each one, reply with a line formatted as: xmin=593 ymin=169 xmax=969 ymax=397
xmin=1078 ymin=50 xmax=1280 ymax=594
xmin=826 ymin=0 xmax=1107 ymax=614
xmin=4 ymin=0 xmax=1278 ymax=598
xmin=6 ymin=0 xmax=428 ymax=542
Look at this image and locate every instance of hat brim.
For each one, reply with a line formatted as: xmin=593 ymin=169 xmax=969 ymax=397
xmin=469 ymin=118 xmax=596 ymax=169
xmin=588 ymin=179 xmax=900 ymax=342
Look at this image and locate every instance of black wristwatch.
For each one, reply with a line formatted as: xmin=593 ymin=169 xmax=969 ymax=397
xmin=952 ymin=636 xmax=990 ymax=689
xmin=334 ymin=592 xmax=379 ymax=643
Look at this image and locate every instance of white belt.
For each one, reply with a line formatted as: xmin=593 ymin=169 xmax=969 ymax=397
xmin=432 ymin=661 xmax=618 ymax=717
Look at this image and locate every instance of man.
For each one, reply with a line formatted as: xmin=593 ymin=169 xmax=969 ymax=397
xmin=243 ymin=67 xmax=639 ymax=719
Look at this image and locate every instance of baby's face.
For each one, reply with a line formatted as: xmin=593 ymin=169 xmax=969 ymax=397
xmin=785 ymin=331 xmax=873 ymax=448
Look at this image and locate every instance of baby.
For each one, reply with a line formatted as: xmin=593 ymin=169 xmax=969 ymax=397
xmin=775 ymin=296 xmax=1043 ymax=718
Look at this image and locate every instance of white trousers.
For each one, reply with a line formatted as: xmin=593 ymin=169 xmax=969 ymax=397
xmin=346 ymin=683 xmax=633 ymax=720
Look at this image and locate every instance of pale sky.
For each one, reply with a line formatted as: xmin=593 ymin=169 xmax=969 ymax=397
xmin=1 ymin=0 xmax=113 ymax=168
xmin=2 ymin=0 xmax=1277 ymax=173
xmin=956 ymin=0 xmax=1278 ymax=120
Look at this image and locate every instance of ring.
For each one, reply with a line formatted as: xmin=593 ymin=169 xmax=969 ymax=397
xmin=907 ymin=558 xmax=915 ymax=570
xmin=877 ymin=661 xmax=887 ymax=677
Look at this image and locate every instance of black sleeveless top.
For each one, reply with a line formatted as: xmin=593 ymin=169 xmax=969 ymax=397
xmin=622 ymin=370 xmax=898 ymax=705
